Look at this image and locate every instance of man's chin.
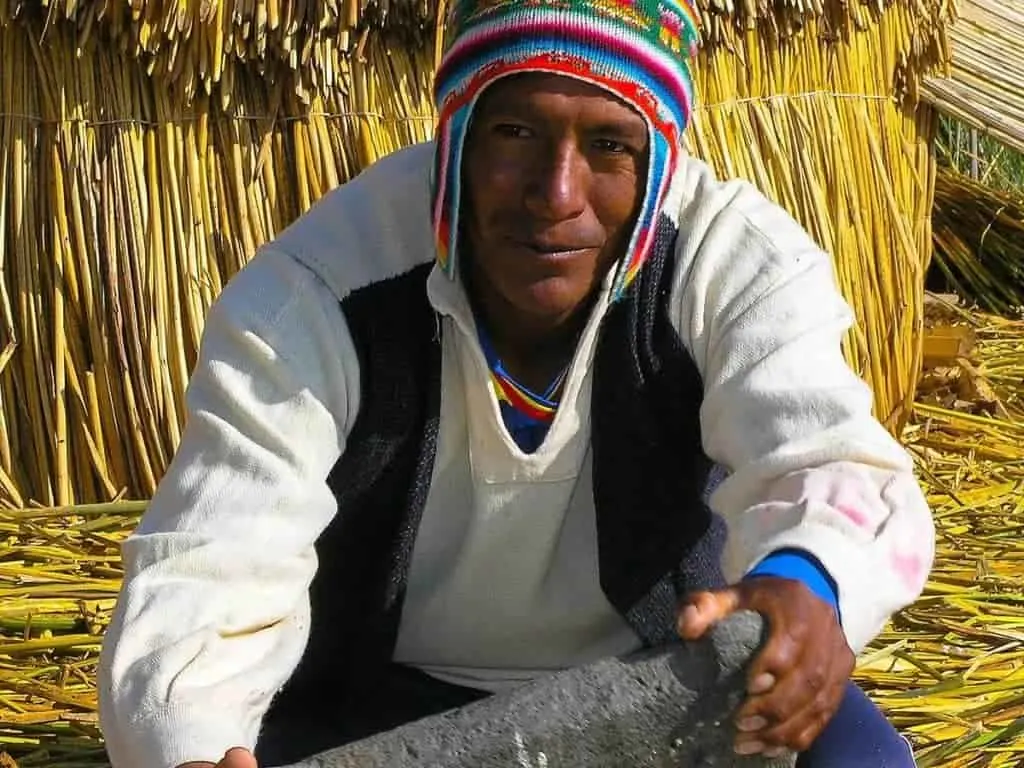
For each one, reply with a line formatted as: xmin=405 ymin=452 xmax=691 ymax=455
xmin=511 ymin=279 xmax=595 ymax=326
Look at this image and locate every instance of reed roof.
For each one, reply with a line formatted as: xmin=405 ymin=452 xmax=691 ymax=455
xmin=923 ymin=0 xmax=1024 ymax=155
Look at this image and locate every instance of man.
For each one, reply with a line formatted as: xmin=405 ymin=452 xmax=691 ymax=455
xmin=97 ymin=0 xmax=935 ymax=766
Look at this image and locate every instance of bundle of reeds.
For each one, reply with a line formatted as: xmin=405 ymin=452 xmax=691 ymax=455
xmin=0 ymin=14 xmax=437 ymax=507
xmin=931 ymin=168 xmax=1024 ymax=316
xmin=1 ymin=306 xmax=1021 ymax=768
xmin=0 ymin=0 xmax=435 ymax=109
xmin=0 ymin=1 xmax=958 ymax=507
xmin=922 ymin=0 xmax=1024 ymax=156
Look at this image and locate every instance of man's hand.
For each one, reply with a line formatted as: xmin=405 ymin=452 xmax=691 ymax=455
xmin=677 ymin=576 xmax=853 ymax=758
xmin=178 ymin=746 xmax=258 ymax=768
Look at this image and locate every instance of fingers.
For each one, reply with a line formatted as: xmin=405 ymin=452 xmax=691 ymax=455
xmin=676 ymin=588 xmax=743 ymax=640
xmin=681 ymin=578 xmax=854 ymax=756
xmin=735 ymin=653 xmax=844 ymax=753
xmin=726 ymin=577 xmax=853 ymax=756
xmin=735 ymin=655 xmax=809 ymax=753
xmin=219 ymin=747 xmax=258 ymax=768
xmin=735 ymin=628 xmax=852 ymax=755
xmin=739 ymin=604 xmax=805 ymax=700
xmin=738 ymin=673 xmax=845 ymax=754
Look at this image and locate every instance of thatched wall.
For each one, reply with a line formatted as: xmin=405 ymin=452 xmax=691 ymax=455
xmin=0 ymin=0 xmax=956 ymax=506
xmin=0 ymin=6 xmax=436 ymax=506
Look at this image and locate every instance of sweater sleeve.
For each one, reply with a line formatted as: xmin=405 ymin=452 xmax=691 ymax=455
xmin=668 ymin=164 xmax=935 ymax=653
xmin=97 ymin=248 xmax=360 ymax=768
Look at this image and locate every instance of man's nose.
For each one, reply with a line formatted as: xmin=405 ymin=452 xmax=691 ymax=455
xmin=524 ymin=143 xmax=588 ymax=222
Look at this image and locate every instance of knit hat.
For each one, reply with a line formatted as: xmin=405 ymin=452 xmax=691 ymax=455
xmin=430 ymin=0 xmax=701 ymax=302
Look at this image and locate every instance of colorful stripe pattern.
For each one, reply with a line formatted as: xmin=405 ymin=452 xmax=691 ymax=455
xmin=430 ymin=0 xmax=700 ymax=302
xmin=491 ymin=367 xmax=566 ymax=423
xmin=477 ymin=324 xmax=568 ymax=452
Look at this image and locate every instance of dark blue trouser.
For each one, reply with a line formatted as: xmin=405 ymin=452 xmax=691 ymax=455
xmin=797 ymin=681 xmax=916 ymax=767
xmin=257 ymin=666 xmax=916 ymax=767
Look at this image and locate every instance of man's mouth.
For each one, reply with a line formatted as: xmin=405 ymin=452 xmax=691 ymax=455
xmin=520 ymin=240 xmax=596 ymax=257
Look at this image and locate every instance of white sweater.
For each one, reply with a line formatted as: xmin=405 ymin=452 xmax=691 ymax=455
xmin=97 ymin=142 xmax=935 ymax=768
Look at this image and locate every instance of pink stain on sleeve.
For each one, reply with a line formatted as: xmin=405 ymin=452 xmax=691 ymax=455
xmin=835 ymin=503 xmax=870 ymax=528
xmin=891 ymin=550 xmax=926 ymax=590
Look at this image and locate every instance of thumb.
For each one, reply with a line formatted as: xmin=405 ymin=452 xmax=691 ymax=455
xmin=219 ymin=747 xmax=258 ymax=768
xmin=677 ymin=587 xmax=743 ymax=640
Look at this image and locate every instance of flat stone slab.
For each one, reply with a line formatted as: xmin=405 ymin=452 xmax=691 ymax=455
xmin=281 ymin=610 xmax=795 ymax=768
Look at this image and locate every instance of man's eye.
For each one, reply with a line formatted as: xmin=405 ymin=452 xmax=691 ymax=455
xmin=494 ymin=124 xmax=533 ymax=138
xmin=593 ymin=138 xmax=628 ymax=154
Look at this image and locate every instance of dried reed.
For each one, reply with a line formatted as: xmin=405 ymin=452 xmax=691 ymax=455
xmin=931 ymin=169 xmax=1024 ymax=316
xmin=0 ymin=1 xmax=956 ymax=505
xmin=0 ymin=2 xmax=1004 ymax=768
xmin=856 ymin=307 xmax=1024 ymax=768
xmin=0 ymin=19 xmax=436 ymax=506
xmin=922 ymin=0 xmax=1024 ymax=157
xmin=0 ymin=314 xmax=1021 ymax=767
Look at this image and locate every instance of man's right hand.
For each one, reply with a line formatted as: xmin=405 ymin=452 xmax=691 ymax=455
xmin=178 ymin=746 xmax=258 ymax=768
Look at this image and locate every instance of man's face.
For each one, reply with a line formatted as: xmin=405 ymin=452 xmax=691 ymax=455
xmin=462 ymin=73 xmax=648 ymax=325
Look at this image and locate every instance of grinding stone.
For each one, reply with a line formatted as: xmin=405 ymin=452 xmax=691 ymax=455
xmin=277 ymin=610 xmax=795 ymax=768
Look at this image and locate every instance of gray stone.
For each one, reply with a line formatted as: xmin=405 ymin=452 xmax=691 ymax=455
xmin=281 ymin=610 xmax=795 ymax=768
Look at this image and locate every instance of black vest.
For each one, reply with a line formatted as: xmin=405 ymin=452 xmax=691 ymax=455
xmin=269 ymin=217 xmax=726 ymax=712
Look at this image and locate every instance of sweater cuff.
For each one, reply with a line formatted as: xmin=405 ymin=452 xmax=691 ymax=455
xmin=745 ymin=548 xmax=841 ymax=621
xmin=111 ymin=704 xmax=255 ymax=768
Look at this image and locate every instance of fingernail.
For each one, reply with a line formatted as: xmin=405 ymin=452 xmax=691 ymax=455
xmin=749 ymin=672 xmax=776 ymax=694
xmin=764 ymin=746 xmax=787 ymax=758
xmin=734 ymin=740 xmax=764 ymax=756
xmin=737 ymin=716 xmax=767 ymax=732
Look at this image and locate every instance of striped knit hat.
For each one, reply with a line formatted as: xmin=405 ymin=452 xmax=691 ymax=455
xmin=431 ymin=0 xmax=701 ymax=302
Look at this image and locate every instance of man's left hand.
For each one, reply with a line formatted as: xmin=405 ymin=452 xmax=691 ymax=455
xmin=677 ymin=577 xmax=854 ymax=758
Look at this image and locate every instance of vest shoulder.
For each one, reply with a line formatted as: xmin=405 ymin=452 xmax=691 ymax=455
xmin=264 ymin=142 xmax=437 ymax=302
